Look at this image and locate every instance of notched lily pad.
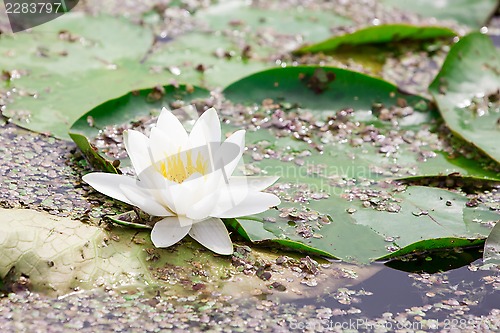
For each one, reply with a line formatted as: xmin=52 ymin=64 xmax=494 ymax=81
xmin=223 ymin=66 xmax=433 ymax=112
xmin=225 ymin=66 xmax=498 ymax=182
xmin=380 ymin=0 xmax=498 ymax=28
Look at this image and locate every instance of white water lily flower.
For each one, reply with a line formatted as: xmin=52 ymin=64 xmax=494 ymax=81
xmin=83 ymin=107 xmax=280 ymax=255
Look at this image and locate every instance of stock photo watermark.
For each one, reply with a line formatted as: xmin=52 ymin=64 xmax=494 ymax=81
xmin=3 ymin=0 xmax=79 ymax=32
xmin=287 ymin=317 xmax=488 ymax=331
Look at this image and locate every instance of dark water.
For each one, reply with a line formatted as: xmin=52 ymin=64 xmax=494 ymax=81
xmin=290 ymin=247 xmax=499 ymax=319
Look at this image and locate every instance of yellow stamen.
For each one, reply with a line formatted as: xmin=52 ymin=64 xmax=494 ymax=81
xmin=158 ymin=150 xmax=207 ymax=183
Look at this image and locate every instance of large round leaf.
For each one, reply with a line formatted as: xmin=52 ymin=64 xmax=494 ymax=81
xmin=0 ymin=208 xmax=231 ymax=295
xmin=229 ymin=186 xmax=497 ymax=263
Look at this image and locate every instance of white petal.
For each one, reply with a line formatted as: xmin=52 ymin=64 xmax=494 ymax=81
xmin=123 ymin=130 xmax=152 ymax=175
xmin=188 ymin=108 xmax=221 ymax=150
xmin=120 ymin=184 xmax=173 ymax=216
xmin=148 ymin=127 xmax=179 ymax=164
xmin=155 ymin=172 xmax=206 ymax=216
xmin=213 ymin=130 xmax=245 ymax=177
xmin=211 ymin=192 xmax=281 ymax=218
xmin=186 ymin=191 xmax=219 ymax=220
xmin=228 ymin=176 xmax=279 ymax=192
xmin=82 ymin=173 xmax=136 ymax=205
xmin=136 ymin=164 xmax=165 ymax=190
xmin=189 ymin=217 xmax=233 ymax=255
xmin=156 ymin=107 xmax=189 ymax=146
xmin=151 ymin=217 xmax=192 ymax=248
xmin=132 ymin=166 xmax=180 ymax=214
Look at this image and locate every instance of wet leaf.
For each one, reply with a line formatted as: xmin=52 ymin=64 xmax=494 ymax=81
xmin=144 ymin=33 xmax=269 ymax=89
xmin=68 ymin=66 xmax=498 ymax=265
xmin=429 ymin=32 xmax=500 ymax=164
xmin=200 ymin=0 xmax=352 ymax=44
xmin=224 ymin=66 xmax=431 ymax=110
xmin=295 ymin=24 xmax=456 ymax=54
xmin=145 ymin=2 xmax=351 ymax=88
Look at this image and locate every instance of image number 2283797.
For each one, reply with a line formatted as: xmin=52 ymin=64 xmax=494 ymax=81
xmin=4 ymin=0 xmax=80 ymax=32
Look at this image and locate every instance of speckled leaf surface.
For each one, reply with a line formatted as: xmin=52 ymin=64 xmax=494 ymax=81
xmin=2 ymin=4 xmax=353 ymax=140
xmin=0 ymin=208 xmax=151 ymax=294
xmin=294 ymin=24 xmax=456 ymax=54
xmin=380 ymin=0 xmax=498 ymax=28
xmin=67 ymin=63 xmax=499 ymax=263
xmin=0 ymin=208 xmax=231 ymax=295
xmin=1 ymin=13 xmax=177 ymax=140
xmin=483 ymin=221 xmax=500 ymax=269
xmin=429 ymin=32 xmax=500 ymax=164
xmin=226 ymin=66 xmax=499 ymax=181
xmin=231 ymin=186 xmax=497 ymax=263
xmin=144 ymin=33 xmax=269 ymax=90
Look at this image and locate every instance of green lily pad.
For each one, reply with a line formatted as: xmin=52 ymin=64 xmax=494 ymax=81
xmin=231 ymin=186 xmax=497 ymax=263
xmin=294 ymin=24 xmax=456 ymax=54
xmin=224 ymin=66 xmax=431 ymax=110
xmin=69 ymin=84 xmax=209 ymax=172
xmin=1 ymin=13 xmax=177 ymax=140
xmin=483 ymin=221 xmax=500 ymax=269
xmin=429 ymin=32 xmax=500 ymax=164
xmin=225 ymin=66 xmax=499 ymax=181
xmin=145 ymin=1 xmax=352 ymax=88
xmin=380 ymin=0 xmax=498 ymax=28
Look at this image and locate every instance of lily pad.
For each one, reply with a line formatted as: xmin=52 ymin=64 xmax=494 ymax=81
xmin=0 ymin=208 xmax=231 ymax=295
xmin=225 ymin=66 xmax=499 ymax=181
xmin=145 ymin=1 xmax=352 ymax=88
xmin=1 ymin=13 xmax=178 ymax=140
xmin=429 ymin=32 xmax=500 ymax=164
xmin=483 ymin=221 xmax=500 ymax=269
xmin=69 ymin=84 xmax=209 ymax=172
xmin=231 ymin=186 xmax=498 ymax=263
xmin=294 ymin=24 xmax=456 ymax=54
xmin=224 ymin=66 xmax=432 ymax=110
xmin=380 ymin=0 xmax=498 ymax=28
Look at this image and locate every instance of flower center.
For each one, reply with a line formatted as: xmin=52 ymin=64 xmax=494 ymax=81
xmin=159 ymin=150 xmax=207 ymax=183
